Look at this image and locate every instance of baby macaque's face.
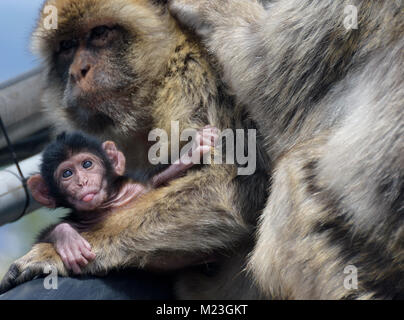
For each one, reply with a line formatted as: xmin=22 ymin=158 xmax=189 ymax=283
xmin=55 ymin=152 xmax=109 ymax=211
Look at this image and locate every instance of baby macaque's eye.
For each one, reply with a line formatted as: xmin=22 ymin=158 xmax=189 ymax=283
xmin=83 ymin=160 xmax=93 ymax=169
xmin=63 ymin=169 xmax=73 ymax=178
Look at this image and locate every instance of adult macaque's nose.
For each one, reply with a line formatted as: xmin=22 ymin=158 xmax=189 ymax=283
xmin=70 ymin=49 xmax=93 ymax=83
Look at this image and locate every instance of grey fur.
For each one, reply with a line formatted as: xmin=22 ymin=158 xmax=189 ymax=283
xmin=170 ymin=0 xmax=404 ymax=299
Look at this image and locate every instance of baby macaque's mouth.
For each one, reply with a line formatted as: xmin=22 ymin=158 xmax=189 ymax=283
xmin=82 ymin=193 xmax=96 ymax=202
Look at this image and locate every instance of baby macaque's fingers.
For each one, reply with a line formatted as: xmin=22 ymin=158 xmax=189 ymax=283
xmin=203 ymin=125 xmax=216 ymax=130
xmin=201 ymin=128 xmax=219 ymax=141
xmin=74 ymin=253 xmax=89 ymax=268
xmin=65 ymin=249 xmax=82 ymax=274
xmin=194 ymin=133 xmax=202 ymax=146
xmin=57 ymin=248 xmax=72 ymax=271
xmin=79 ymin=244 xmax=96 ymax=261
xmin=71 ymin=244 xmax=89 ymax=267
xmin=82 ymin=239 xmax=92 ymax=251
xmin=201 ymin=126 xmax=219 ymax=134
xmin=198 ymin=146 xmax=211 ymax=155
xmin=200 ymin=137 xmax=213 ymax=149
xmin=201 ymin=130 xmax=219 ymax=140
xmin=195 ymin=130 xmax=216 ymax=144
xmin=201 ymin=135 xmax=218 ymax=148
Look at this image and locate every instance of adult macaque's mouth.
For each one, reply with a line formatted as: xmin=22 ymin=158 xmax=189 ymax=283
xmin=67 ymin=106 xmax=115 ymax=132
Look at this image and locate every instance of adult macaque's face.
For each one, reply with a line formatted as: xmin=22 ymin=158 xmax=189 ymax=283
xmin=56 ymin=25 xmax=134 ymax=131
xmin=55 ymin=152 xmax=109 ymax=211
xmin=32 ymin=0 xmax=172 ymax=135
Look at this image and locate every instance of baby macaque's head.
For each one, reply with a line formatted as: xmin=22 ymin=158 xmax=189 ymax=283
xmin=28 ymin=132 xmax=126 ymax=211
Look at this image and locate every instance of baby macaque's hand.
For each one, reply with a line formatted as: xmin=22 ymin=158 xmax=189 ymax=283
xmin=196 ymin=125 xmax=220 ymax=155
xmin=152 ymin=126 xmax=219 ymax=187
xmin=183 ymin=125 xmax=220 ymax=164
xmin=49 ymin=223 xmax=96 ymax=274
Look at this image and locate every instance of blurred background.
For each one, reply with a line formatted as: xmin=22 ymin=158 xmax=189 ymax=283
xmin=0 ymin=0 xmax=68 ymax=278
xmin=1 ymin=0 xmax=42 ymax=82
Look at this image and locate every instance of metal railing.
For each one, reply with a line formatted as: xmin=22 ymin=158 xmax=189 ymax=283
xmin=0 ymin=68 xmax=51 ymax=225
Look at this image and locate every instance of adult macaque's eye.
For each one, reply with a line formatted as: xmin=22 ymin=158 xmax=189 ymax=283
xmin=83 ymin=160 xmax=93 ymax=169
xmin=89 ymin=25 xmax=118 ymax=47
xmin=59 ymin=39 xmax=78 ymax=52
xmin=91 ymin=26 xmax=110 ymax=38
xmin=62 ymin=169 xmax=73 ymax=178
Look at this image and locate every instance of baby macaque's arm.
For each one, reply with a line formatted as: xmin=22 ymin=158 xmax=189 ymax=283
xmin=42 ymin=126 xmax=218 ymax=274
xmin=45 ymin=223 xmax=96 ymax=274
xmin=151 ymin=126 xmax=219 ymax=188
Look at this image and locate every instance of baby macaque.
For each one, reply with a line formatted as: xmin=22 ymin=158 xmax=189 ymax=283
xmin=27 ymin=127 xmax=219 ymax=274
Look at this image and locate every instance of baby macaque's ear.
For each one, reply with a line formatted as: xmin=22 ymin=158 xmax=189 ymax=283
xmin=27 ymin=174 xmax=56 ymax=208
xmin=102 ymin=141 xmax=126 ymax=176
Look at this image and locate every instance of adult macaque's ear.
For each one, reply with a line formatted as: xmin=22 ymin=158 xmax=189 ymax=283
xmin=27 ymin=174 xmax=56 ymax=208
xmin=102 ymin=141 xmax=126 ymax=175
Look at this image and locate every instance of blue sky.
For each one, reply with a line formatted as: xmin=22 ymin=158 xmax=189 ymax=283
xmin=0 ymin=0 xmax=45 ymax=82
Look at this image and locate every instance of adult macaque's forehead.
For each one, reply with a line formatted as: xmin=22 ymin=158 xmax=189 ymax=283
xmin=32 ymin=0 xmax=160 ymax=53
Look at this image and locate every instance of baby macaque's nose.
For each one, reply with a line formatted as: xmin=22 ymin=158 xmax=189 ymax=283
xmin=76 ymin=173 xmax=88 ymax=187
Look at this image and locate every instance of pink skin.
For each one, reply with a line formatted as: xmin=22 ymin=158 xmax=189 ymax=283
xmin=50 ymin=126 xmax=219 ymax=274
xmin=48 ymin=153 xmax=110 ymax=273
xmin=152 ymin=125 xmax=220 ymax=187
xmin=48 ymin=223 xmax=96 ymax=274
xmin=55 ymin=152 xmax=110 ymax=212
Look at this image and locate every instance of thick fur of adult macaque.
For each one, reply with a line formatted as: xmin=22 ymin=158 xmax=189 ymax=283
xmin=0 ymin=0 xmax=269 ymax=299
xmin=170 ymin=0 xmax=404 ymax=299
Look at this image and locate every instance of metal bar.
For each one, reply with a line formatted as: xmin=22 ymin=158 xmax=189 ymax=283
xmin=0 ymin=67 xmax=51 ymax=149
xmin=0 ymin=153 xmax=42 ymax=226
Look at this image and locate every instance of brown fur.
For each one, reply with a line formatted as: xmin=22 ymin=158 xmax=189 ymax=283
xmin=0 ymin=0 xmax=269 ymax=299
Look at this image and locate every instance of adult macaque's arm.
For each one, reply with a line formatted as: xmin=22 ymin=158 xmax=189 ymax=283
xmin=0 ymin=160 xmax=247 ymax=293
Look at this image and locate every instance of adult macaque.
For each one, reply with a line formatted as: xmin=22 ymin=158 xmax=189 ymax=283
xmin=29 ymin=129 xmax=219 ymax=274
xmin=0 ymin=0 xmax=269 ymax=299
xmin=169 ymin=0 xmax=404 ymax=299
